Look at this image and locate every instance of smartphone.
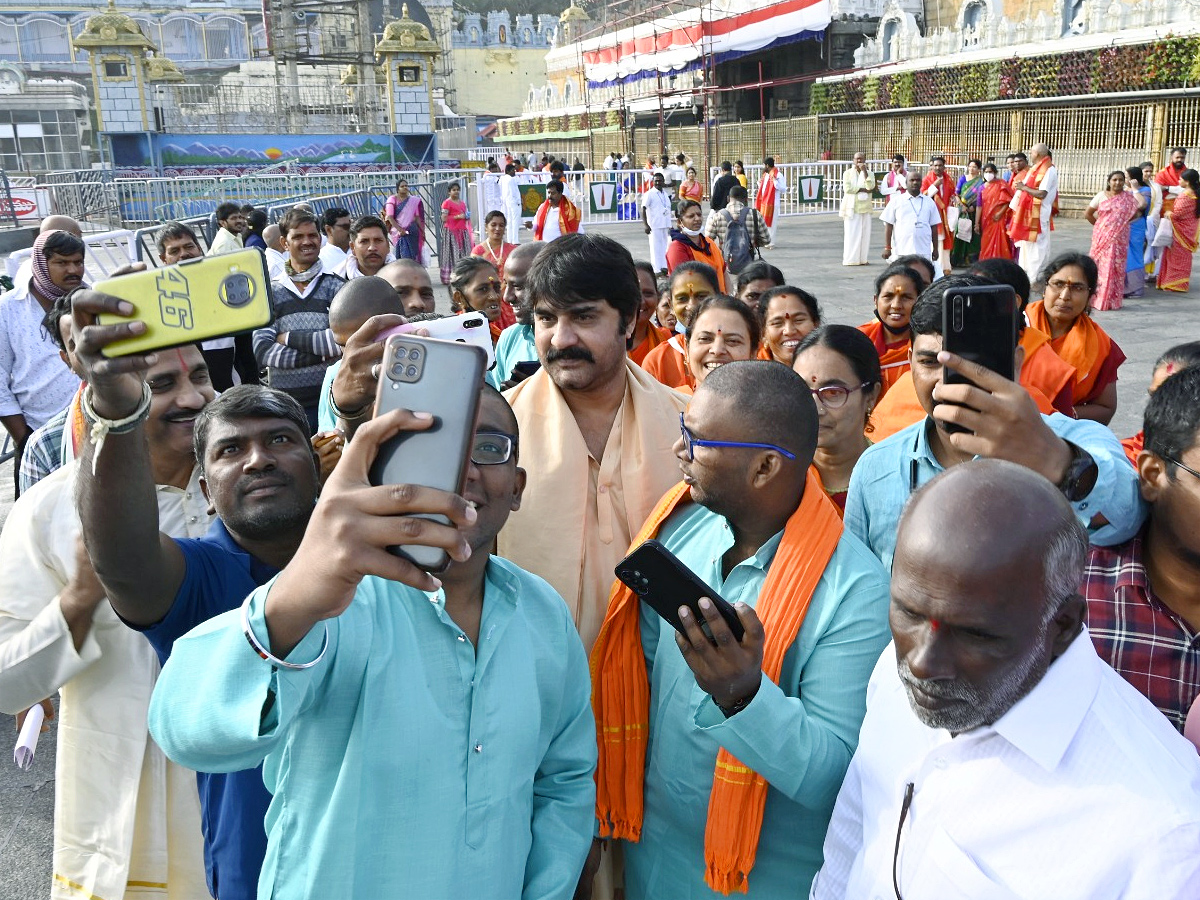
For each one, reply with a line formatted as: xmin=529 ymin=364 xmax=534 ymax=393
xmin=941 ymin=284 xmax=1017 ymax=434
xmin=510 ymin=360 xmax=541 ymax=379
xmin=374 ymin=311 xmax=495 ymax=371
xmin=369 ymin=334 xmax=487 ymax=572
xmin=615 ymin=540 xmax=745 ymax=642
xmin=94 ymin=249 xmax=272 ymax=357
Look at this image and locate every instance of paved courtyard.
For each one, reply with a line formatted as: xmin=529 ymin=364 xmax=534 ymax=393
xmin=0 ymin=212 xmax=1194 ymax=898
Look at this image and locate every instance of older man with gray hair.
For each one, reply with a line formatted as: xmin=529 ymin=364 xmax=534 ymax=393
xmin=813 ymin=459 xmax=1200 ymax=900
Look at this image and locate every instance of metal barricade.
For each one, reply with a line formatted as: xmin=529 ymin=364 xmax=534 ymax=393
xmin=5 ymin=229 xmax=137 ymax=281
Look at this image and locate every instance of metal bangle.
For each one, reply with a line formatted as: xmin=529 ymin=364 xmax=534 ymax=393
xmin=240 ymin=594 xmax=329 ymax=671
xmin=326 ymin=379 xmax=371 ymax=422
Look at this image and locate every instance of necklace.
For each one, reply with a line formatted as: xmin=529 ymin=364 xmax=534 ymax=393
xmin=481 ymin=241 xmax=503 ymax=265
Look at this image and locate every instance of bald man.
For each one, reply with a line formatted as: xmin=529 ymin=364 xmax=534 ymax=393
xmin=377 ymin=258 xmax=436 ymax=317
xmin=814 ymin=459 xmax=1200 ymax=900
xmin=590 ymin=360 xmax=890 ymax=898
xmin=490 ymin=241 xmax=544 ymax=388
xmin=1008 ymin=142 xmax=1058 ymax=281
xmin=316 ymin=276 xmax=406 ymax=432
xmin=261 ymin=223 xmax=285 ymax=280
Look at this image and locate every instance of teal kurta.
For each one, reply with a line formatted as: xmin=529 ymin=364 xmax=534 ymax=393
xmin=148 ymin=557 xmax=597 ymax=900
xmin=623 ymin=502 xmax=891 ymax=899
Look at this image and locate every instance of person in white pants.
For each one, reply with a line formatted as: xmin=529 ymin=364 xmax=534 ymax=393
xmin=500 ymin=163 xmax=523 ymax=244
xmin=642 ymin=172 xmax=673 ymax=273
xmin=841 ymin=153 xmax=876 ymax=266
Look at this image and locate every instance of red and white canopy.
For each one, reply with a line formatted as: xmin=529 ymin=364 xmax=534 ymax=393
xmin=580 ymin=0 xmax=831 ymax=84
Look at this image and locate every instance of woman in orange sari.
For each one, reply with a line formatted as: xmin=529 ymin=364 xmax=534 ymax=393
xmin=449 ymin=256 xmax=504 ymax=344
xmin=1028 ymin=251 xmax=1126 ymax=424
xmin=1157 ymin=167 xmax=1199 ymax=293
xmin=977 ymin=162 xmax=1014 ymax=260
xmin=857 ymin=263 xmax=922 ymax=396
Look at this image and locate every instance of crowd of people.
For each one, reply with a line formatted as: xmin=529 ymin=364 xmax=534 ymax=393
xmin=0 ymin=141 xmax=1199 ymax=900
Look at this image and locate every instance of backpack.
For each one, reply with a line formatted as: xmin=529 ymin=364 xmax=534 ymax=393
xmin=721 ymin=206 xmax=755 ymax=274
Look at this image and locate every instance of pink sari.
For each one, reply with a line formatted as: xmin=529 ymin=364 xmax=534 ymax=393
xmin=1089 ymin=190 xmax=1138 ymax=311
xmin=386 ymin=194 xmax=425 ymax=261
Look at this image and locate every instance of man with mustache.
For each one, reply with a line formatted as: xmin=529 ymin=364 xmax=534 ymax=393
xmin=1155 ymin=146 xmax=1188 ymax=216
xmin=67 ymin=287 xmax=471 ymax=900
xmin=880 ymin=167 xmax=941 ymax=264
xmin=812 ymin=460 xmax=1200 ymax=899
xmin=0 ymin=228 xmax=85 ymax=498
xmin=335 ymin=215 xmax=395 ymax=279
xmin=0 ymin=341 xmax=214 ymax=900
xmin=844 ymin=275 xmax=1142 ymax=570
xmin=498 ymin=233 xmax=688 ymax=655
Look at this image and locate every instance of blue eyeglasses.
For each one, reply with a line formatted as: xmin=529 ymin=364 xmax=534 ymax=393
xmin=679 ymin=413 xmax=797 ymax=461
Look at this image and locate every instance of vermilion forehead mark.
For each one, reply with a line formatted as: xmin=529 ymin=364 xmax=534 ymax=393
xmin=176 ymin=347 xmax=189 ymax=375
xmin=929 ymin=619 xmax=941 ymax=632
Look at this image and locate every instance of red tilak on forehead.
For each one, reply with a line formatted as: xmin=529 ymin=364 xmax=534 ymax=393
xmin=929 ymin=619 xmax=941 ymax=632
xmin=176 ymin=347 xmax=189 ymax=376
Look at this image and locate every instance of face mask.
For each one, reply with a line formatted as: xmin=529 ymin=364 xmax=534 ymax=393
xmin=681 ymin=226 xmax=703 ymax=237
xmin=984 ymin=172 xmax=995 ymax=182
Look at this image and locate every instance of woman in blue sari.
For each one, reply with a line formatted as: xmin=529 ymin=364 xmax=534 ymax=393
xmin=1123 ymin=166 xmax=1151 ymax=298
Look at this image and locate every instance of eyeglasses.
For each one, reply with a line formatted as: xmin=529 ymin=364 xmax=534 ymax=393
xmin=892 ymin=782 xmax=915 ymax=900
xmin=1165 ymin=456 xmax=1200 ymax=482
xmin=1045 ymin=279 xmax=1090 ymax=296
xmin=471 ymin=431 xmax=517 ymax=465
xmin=809 ymin=382 xmax=873 ymax=410
xmin=678 ymin=413 xmax=796 ymax=461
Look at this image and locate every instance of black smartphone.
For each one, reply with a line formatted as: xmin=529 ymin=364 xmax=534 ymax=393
xmin=369 ymin=334 xmax=487 ymax=572
xmin=511 ymin=360 xmax=541 ymax=379
xmin=940 ymin=284 xmax=1017 ymax=434
xmin=615 ymin=540 xmax=745 ymax=642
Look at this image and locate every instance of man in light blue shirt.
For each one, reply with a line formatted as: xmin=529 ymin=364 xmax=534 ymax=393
xmin=149 ymin=388 xmax=597 ymax=900
xmin=600 ymin=361 xmax=891 ymax=898
xmin=489 ymin=241 xmax=543 ymax=389
xmin=845 ymin=276 xmax=1143 ymax=570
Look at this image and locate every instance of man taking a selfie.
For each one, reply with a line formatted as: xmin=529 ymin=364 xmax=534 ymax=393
xmin=590 ymin=361 xmax=890 ymax=897
xmin=844 ymin=275 xmax=1142 ymax=570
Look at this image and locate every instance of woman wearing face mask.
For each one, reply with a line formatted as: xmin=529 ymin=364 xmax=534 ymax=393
xmin=641 ymin=261 xmax=721 ymax=390
xmin=681 ymin=294 xmax=761 ymax=394
xmin=977 ymin=163 xmax=1014 ymax=261
xmin=857 ymin=263 xmax=923 ymax=396
xmin=756 ymin=286 xmax=821 ymax=365
xmin=666 ymin=200 xmax=727 ymax=292
xmin=792 ymin=325 xmax=882 ymax=514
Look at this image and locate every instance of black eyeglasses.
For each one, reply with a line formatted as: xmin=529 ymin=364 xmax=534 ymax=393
xmin=471 ymin=431 xmax=517 ymax=465
xmin=678 ymin=413 xmax=796 ymax=461
xmin=809 ymin=382 xmax=873 ymax=410
xmin=1165 ymin=456 xmax=1200 ymax=482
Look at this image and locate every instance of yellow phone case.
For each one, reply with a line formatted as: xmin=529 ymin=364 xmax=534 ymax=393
xmin=94 ymin=249 xmax=272 ymax=357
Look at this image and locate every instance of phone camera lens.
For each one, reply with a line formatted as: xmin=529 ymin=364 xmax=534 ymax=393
xmin=394 ymin=347 xmax=407 ymax=360
xmin=406 ymin=365 xmax=419 ymax=377
xmin=408 ymin=348 xmax=421 ymax=362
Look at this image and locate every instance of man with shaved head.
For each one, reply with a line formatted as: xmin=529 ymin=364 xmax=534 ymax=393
xmin=591 ymin=360 xmax=890 ymax=897
xmin=1008 ymin=142 xmax=1058 ymax=281
xmin=490 ymin=240 xmax=543 ymax=387
xmin=813 ymin=459 xmax=1200 ymax=900
xmin=377 ymin=257 xmax=436 ymax=316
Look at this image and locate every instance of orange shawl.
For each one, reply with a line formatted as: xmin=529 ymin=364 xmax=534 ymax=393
xmin=1019 ymin=327 xmax=1075 ymax=416
xmin=642 ymin=335 xmax=695 ymax=389
xmin=755 ymin=168 xmax=778 ymax=228
xmin=920 ymin=172 xmax=956 ymax=250
xmin=1121 ymin=431 xmax=1143 ymax=467
xmin=1027 ymin=300 xmax=1113 ymax=406
xmin=629 ymin=325 xmax=671 ymax=366
xmin=1008 ymin=157 xmax=1057 ymax=243
xmin=532 ymin=196 xmax=581 ymax=240
xmin=858 ymin=320 xmax=910 ymax=396
xmin=591 ymin=471 xmax=843 ymax=894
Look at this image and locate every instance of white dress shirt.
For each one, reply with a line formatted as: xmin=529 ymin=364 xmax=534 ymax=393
xmin=318 ymin=242 xmax=348 ymax=271
xmin=813 ymin=631 xmax=1200 ymax=900
xmin=0 ymin=281 xmax=81 ymax=429
xmin=642 ymin=187 xmax=673 ymax=230
xmin=880 ymin=193 xmax=942 ymax=260
xmin=264 ymin=246 xmax=287 ymax=280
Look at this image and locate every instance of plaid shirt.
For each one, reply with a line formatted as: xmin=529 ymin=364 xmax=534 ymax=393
xmin=18 ymin=402 xmax=69 ymax=494
xmin=703 ymin=200 xmax=773 ymax=252
xmin=1084 ymin=530 xmax=1200 ymax=733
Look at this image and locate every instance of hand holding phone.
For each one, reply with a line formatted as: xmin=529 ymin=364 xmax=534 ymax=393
xmin=616 ymin=540 xmax=744 ymax=642
xmin=939 ymin=284 xmax=1017 ymax=435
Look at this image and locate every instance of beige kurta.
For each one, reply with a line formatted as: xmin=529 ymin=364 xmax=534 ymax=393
xmin=500 ymin=360 xmax=688 ymax=651
xmin=0 ymin=463 xmax=212 ymax=900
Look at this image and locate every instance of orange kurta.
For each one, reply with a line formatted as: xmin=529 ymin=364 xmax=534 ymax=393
xmin=641 ymin=335 xmax=695 ymax=390
xmin=629 ymin=325 xmax=671 ymax=367
xmin=858 ymin=320 xmax=910 ymax=396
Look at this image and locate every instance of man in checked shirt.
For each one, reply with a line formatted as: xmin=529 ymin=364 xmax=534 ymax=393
xmin=1084 ymin=364 xmax=1200 ymax=734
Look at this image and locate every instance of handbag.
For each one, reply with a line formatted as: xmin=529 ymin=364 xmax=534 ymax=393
xmin=946 ymin=205 xmax=960 ymax=232
xmin=1151 ymin=216 xmax=1174 ymax=249
xmin=955 ymin=217 xmax=974 ymax=242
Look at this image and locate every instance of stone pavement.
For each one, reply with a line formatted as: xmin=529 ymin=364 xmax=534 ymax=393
xmin=0 ymin=213 xmax=1194 ymax=898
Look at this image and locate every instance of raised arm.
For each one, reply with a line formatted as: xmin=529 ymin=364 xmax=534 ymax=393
xmin=70 ymin=289 xmax=188 ymax=626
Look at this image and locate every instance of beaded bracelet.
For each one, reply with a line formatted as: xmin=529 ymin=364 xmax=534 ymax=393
xmin=79 ymin=382 xmax=152 ymax=475
xmin=240 ymin=594 xmax=329 ymax=671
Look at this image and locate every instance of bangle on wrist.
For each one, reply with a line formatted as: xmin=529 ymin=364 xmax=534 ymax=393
xmin=327 ymin=379 xmax=371 ymax=422
xmin=241 ymin=595 xmax=329 ymax=670
xmin=80 ymin=382 xmax=152 ymax=476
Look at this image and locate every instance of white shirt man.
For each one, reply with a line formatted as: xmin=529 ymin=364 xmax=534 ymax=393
xmin=642 ymin=176 xmax=673 ymax=272
xmin=879 ymin=168 xmax=908 ymax=206
xmin=880 ymin=189 xmax=942 ymax=262
xmin=814 ymin=631 xmax=1200 ymax=899
xmin=500 ymin=170 xmax=523 ymax=244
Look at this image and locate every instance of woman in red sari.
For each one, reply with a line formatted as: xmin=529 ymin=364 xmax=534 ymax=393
xmin=977 ymin=162 xmax=1014 ymax=260
xmin=1085 ymin=170 xmax=1140 ymax=310
xmin=1157 ymin=167 xmax=1200 ymax=293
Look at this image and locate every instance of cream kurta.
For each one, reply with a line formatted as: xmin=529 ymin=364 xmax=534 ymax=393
xmin=0 ymin=463 xmax=212 ymax=900
xmin=500 ymin=360 xmax=688 ymax=651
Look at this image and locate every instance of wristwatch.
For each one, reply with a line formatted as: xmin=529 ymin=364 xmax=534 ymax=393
xmin=1056 ymin=441 xmax=1098 ymax=502
xmin=714 ymin=688 xmax=757 ymax=719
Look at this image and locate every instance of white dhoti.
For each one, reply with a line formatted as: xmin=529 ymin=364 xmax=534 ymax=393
xmin=648 ymin=227 xmax=670 ymax=272
xmin=1016 ymin=231 xmax=1051 ymax=283
xmin=504 ymin=202 xmax=523 ymax=244
xmin=843 ymin=212 xmax=872 ymax=265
